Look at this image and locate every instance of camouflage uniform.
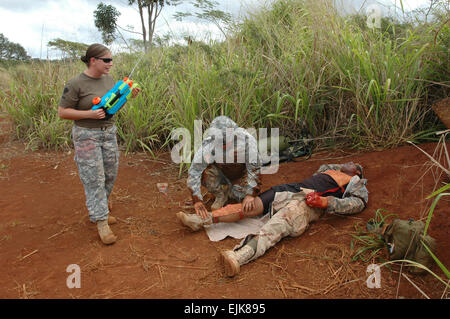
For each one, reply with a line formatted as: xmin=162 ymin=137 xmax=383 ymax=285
xmin=233 ymin=164 xmax=369 ymax=264
xmin=187 ymin=116 xmax=262 ymax=204
xmin=314 ymin=164 xmax=368 ymax=215
xmin=72 ymin=125 xmax=119 ymax=222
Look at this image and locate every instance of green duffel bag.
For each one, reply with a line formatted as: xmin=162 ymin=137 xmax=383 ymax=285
xmin=383 ymin=218 xmax=437 ymax=274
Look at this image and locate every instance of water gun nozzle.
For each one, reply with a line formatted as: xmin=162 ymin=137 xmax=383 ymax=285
xmin=92 ymin=97 xmax=101 ymax=105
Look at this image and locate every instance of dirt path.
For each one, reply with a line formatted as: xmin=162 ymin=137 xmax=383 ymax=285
xmin=0 ymin=116 xmax=448 ymax=299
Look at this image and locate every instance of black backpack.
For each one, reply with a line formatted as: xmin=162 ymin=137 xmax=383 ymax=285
xmin=259 ymin=137 xmax=312 ymax=166
xmin=278 ymin=139 xmax=312 ymax=163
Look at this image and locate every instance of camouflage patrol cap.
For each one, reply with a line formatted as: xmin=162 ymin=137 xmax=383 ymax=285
xmin=209 ymin=116 xmax=238 ymax=144
xmin=210 ymin=116 xmax=238 ymax=130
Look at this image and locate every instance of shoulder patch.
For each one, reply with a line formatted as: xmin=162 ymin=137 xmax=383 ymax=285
xmin=61 ymin=86 xmax=69 ymax=99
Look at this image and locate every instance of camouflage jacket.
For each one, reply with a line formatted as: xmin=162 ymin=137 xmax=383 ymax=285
xmin=314 ymin=164 xmax=368 ymax=215
xmin=187 ymin=116 xmax=262 ymax=203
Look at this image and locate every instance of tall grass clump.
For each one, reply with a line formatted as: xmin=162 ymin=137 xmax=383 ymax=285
xmin=235 ymin=0 xmax=449 ymax=147
xmin=1 ymin=0 xmax=448 ymax=153
xmin=1 ymin=61 xmax=82 ymax=150
xmin=112 ymin=52 xmax=173 ymax=154
xmin=0 ymin=67 xmax=10 ymax=92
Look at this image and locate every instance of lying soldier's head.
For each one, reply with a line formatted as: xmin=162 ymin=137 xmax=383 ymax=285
xmin=341 ymin=162 xmax=363 ymax=178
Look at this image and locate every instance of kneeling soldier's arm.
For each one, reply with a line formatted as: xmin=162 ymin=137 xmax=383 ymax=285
xmin=187 ymin=146 xmax=209 ymax=203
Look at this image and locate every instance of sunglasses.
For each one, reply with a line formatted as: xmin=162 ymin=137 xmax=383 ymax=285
xmin=94 ymin=57 xmax=113 ymax=63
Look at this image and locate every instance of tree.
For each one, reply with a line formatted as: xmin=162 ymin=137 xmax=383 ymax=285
xmin=94 ymin=1 xmax=180 ymax=52
xmin=94 ymin=3 xmax=121 ymax=45
xmin=127 ymin=0 xmax=183 ymax=51
xmin=173 ymin=0 xmax=232 ymax=38
xmin=47 ymin=39 xmax=89 ymax=60
xmin=0 ymin=33 xmax=30 ymax=61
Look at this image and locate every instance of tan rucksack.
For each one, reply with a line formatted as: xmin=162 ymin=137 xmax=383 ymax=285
xmin=383 ymin=219 xmax=437 ymax=274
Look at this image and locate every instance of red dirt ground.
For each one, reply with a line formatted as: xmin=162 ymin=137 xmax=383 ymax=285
xmin=0 ymin=115 xmax=448 ymax=299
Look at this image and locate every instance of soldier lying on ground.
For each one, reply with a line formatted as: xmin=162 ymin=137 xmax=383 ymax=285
xmin=177 ymin=162 xmax=368 ymax=277
xmin=186 ymin=116 xmax=262 ymax=218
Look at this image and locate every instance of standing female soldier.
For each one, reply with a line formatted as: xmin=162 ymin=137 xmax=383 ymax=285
xmin=58 ymin=44 xmax=140 ymax=245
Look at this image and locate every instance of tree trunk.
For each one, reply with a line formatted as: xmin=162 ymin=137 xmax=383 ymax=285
xmin=147 ymin=1 xmax=163 ymax=50
xmin=147 ymin=2 xmax=155 ymax=49
xmin=137 ymin=0 xmax=147 ymax=52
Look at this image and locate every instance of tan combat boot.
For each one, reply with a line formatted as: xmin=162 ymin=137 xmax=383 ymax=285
xmin=107 ymin=201 xmax=117 ymax=224
xmin=90 ymin=215 xmax=117 ymax=225
xmin=220 ymin=245 xmax=255 ymax=277
xmin=97 ymin=219 xmax=117 ymax=245
xmin=176 ymin=211 xmax=212 ymax=231
xmin=211 ymin=184 xmax=231 ymax=211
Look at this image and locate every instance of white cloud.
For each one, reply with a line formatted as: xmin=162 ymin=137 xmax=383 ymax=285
xmin=334 ymin=0 xmax=430 ymax=15
xmin=0 ymin=0 xmax=104 ymax=58
xmin=386 ymin=0 xmax=429 ymax=10
xmin=0 ymin=0 xmax=429 ymax=59
xmin=1 ymin=0 xmax=266 ymax=58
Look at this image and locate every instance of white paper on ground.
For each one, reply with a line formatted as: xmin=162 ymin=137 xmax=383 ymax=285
xmin=204 ymin=214 xmax=270 ymax=242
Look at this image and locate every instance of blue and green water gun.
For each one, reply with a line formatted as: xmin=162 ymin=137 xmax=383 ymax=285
xmin=91 ymin=52 xmax=145 ymax=120
xmin=91 ymin=77 xmax=138 ymax=120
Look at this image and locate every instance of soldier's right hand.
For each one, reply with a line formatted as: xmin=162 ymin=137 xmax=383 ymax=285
xmin=194 ymin=201 xmax=209 ymax=219
xmin=89 ymin=109 xmax=106 ymax=119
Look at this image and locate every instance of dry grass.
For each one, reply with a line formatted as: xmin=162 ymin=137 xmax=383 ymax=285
xmin=409 ymin=131 xmax=450 ymax=199
xmin=0 ymin=67 xmax=10 ymax=92
xmin=256 ymin=238 xmax=399 ymax=298
xmin=14 ymin=280 xmax=39 ymax=299
xmin=83 ymin=253 xmax=106 ymax=273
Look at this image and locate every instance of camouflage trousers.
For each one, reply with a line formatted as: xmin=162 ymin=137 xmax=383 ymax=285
xmin=72 ymin=125 xmax=119 ymax=223
xmin=234 ymin=190 xmax=323 ymax=265
xmin=202 ymin=164 xmax=248 ymax=202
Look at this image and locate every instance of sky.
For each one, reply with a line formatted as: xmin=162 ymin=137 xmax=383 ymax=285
xmin=0 ymin=0 xmax=432 ymax=59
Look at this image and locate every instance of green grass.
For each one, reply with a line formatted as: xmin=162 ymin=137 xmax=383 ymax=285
xmin=350 ymin=209 xmax=397 ymax=263
xmin=0 ymin=62 xmax=78 ymax=150
xmin=351 ymin=181 xmax=449 ymax=296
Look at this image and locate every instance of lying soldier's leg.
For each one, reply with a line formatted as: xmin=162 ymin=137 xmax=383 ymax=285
xmin=212 ymin=197 xmax=264 ymax=223
xmin=215 ymin=188 xmax=274 ymax=223
xmin=221 ymin=199 xmax=320 ymax=277
xmin=177 ymin=197 xmax=264 ymax=231
xmin=176 ymin=211 xmax=212 ymax=231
